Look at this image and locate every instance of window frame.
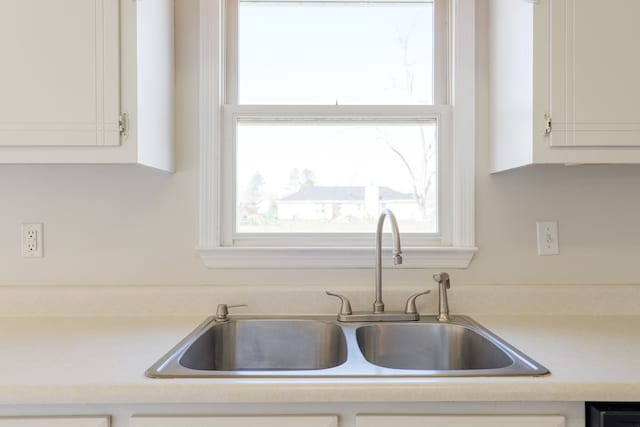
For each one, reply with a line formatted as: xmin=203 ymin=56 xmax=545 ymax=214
xmin=198 ymin=0 xmax=476 ymax=269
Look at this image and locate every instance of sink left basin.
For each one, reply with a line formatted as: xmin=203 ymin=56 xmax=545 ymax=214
xmin=146 ymin=317 xmax=348 ymax=377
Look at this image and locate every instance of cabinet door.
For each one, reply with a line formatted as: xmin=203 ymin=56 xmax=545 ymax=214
xmin=356 ymin=415 xmax=565 ymax=427
xmin=549 ymin=0 xmax=640 ymax=147
xmin=0 ymin=417 xmax=109 ymax=427
xmin=0 ymin=0 xmax=120 ymax=147
xmin=130 ymin=415 xmax=338 ymax=427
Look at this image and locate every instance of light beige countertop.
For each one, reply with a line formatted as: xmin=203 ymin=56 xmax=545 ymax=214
xmin=0 ymin=314 xmax=637 ymax=405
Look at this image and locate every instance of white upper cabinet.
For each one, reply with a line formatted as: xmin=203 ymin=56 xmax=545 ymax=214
xmin=549 ymin=0 xmax=640 ymax=148
xmin=0 ymin=0 xmax=174 ymax=171
xmin=0 ymin=0 xmax=120 ymax=148
xmin=489 ymin=0 xmax=640 ymax=172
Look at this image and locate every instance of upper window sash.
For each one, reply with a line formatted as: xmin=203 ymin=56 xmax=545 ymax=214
xmin=225 ymin=0 xmax=449 ymax=107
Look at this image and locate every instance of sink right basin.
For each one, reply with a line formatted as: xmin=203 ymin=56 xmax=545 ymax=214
xmin=356 ymin=322 xmax=514 ymax=370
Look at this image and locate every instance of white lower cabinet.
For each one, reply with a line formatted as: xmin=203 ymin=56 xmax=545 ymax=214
xmin=129 ymin=415 xmax=338 ymax=427
xmin=355 ymin=415 xmax=566 ymax=427
xmin=0 ymin=417 xmax=109 ymax=427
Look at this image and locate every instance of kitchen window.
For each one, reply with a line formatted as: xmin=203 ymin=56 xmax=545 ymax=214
xmin=198 ymin=0 xmax=476 ymax=268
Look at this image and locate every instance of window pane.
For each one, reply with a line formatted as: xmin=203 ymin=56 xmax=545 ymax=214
xmin=236 ymin=121 xmax=437 ymax=234
xmin=238 ymin=1 xmax=434 ymax=105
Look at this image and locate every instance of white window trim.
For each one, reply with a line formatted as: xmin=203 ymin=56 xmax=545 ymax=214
xmin=197 ymin=0 xmax=477 ymax=269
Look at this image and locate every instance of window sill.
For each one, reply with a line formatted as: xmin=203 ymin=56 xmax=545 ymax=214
xmin=197 ymin=246 xmax=477 ymax=269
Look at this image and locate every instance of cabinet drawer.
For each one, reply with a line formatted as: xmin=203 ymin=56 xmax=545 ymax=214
xmin=356 ymin=415 xmax=565 ymax=427
xmin=130 ymin=415 xmax=338 ymax=427
xmin=0 ymin=417 xmax=109 ymax=427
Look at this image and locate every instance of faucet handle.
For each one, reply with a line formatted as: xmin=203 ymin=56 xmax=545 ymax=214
xmin=326 ymin=292 xmax=353 ymax=316
xmin=404 ymin=290 xmax=431 ymax=314
xmin=215 ymin=303 xmax=247 ymax=322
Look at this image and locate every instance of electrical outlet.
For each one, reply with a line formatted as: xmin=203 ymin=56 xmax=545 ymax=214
xmin=536 ymin=221 xmax=559 ymax=256
xmin=21 ymin=223 xmax=43 ymax=257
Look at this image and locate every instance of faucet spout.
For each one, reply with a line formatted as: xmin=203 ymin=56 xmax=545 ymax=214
xmin=374 ymin=208 xmax=402 ymax=313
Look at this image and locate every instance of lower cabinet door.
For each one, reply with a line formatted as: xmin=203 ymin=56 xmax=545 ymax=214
xmin=0 ymin=417 xmax=109 ymax=427
xmin=130 ymin=415 xmax=338 ymax=427
xmin=356 ymin=415 xmax=566 ymax=427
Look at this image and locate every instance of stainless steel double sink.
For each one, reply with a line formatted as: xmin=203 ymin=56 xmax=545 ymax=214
xmin=146 ymin=315 xmax=549 ymax=378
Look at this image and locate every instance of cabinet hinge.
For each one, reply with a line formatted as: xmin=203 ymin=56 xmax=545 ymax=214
xmin=119 ymin=113 xmax=129 ymax=137
xmin=544 ymin=114 xmax=552 ymax=137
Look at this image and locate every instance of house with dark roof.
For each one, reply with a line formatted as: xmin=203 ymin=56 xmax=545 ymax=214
xmin=276 ymin=185 xmax=418 ymax=221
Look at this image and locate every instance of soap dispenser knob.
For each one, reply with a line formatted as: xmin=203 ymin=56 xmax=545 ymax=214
xmin=215 ymin=304 xmax=247 ymax=322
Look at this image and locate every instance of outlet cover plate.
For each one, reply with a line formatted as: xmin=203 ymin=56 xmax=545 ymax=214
xmin=536 ymin=221 xmax=559 ymax=256
xmin=21 ymin=223 xmax=43 ymax=257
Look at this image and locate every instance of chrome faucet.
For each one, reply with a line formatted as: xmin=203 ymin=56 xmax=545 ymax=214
xmin=326 ymin=208 xmax=431 ymax=322
xmin=373 ymin=208 xmax=403 ymax=313
xmin=433 ymin=272 xmax=451 ymax=322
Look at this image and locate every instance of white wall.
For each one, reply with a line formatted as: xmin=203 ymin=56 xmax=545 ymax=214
xmin=1 ymin=0 xmax=640 ymax=287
